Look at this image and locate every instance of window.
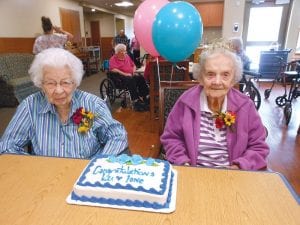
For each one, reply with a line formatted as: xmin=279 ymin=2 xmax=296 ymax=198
xmin=247 ymin=7 xmax=282 ymax=42
xmin=242 ymin=1 xmax=291 ymax=69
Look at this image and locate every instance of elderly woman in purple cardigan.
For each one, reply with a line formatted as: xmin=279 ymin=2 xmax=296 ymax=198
xmin=160 ymin=42 xmax=269 ymax=170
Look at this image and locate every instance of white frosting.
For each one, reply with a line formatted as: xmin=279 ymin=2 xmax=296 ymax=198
xmin=73 ymin=155 xmax=172 ymax=206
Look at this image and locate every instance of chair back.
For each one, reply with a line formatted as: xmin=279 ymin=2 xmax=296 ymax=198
xmin=149 ymin=60 xmax=190 ymax=119
xmin=159 ymin=81 xmax=199 ymax=134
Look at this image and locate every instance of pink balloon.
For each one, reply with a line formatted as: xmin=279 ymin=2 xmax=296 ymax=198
xmin=134 ymin=0 xmax=169 ymax=57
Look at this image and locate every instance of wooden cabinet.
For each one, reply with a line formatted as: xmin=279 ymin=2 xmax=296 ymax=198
xmin=193 ymin=2 xmax=224 ymax=27
xmin=60 ymin=8 xmax=81 ymax=44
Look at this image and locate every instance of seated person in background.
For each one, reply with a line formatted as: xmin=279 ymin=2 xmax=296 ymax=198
xmin=33 ymin=16 xmax=73 ymax=54
xmin=109 ymin=43 xmax=150 ymax=112
xmin=143 ymin=55 xmax=164 ymax=83
xmin=229 ymin=37 xmax=251 ymax=70
xmin=0 ymin=48 xmax=128 ymax=158
xmin=160 ymin=41 xmax=269 ymax=170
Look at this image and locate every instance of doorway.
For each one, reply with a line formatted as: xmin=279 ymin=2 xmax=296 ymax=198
xmin=90 ymin=21 xmax=100 ymax=46
xmin=242 ymin=1 xmax=291 ymax=69
xmin=115 ymin=18 xmax=125 ymax=36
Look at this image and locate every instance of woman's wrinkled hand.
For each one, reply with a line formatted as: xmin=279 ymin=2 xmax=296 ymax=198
xmin=227 ymin=164 xmax=240 ymax=169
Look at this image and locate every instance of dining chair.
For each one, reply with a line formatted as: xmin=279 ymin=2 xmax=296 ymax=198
xmin=158 ymin=81 xmax=199 ymax=159
xmin=158 ymin=81 xmax=199 ymax=135
xmin=149 ymin=60 xmax=190 ymax=119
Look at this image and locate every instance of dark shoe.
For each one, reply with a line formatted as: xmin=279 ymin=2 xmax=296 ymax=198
xmin=133 ymin=100 xmax=146 ymax=112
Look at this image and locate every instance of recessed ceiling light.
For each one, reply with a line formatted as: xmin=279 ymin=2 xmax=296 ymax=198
xmin=115 ymin=1 xmax=133 ymax=7
xmin=91 ymin=8 xmax=96 ymax=12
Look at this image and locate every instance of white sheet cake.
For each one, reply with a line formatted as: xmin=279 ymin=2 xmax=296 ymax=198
xmin=68 ymin=154 xmax=177 ymax=212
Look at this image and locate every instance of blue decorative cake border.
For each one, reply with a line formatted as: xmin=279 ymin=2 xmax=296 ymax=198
xmin=71 ymin=171 xmax=175 ymax=210
xmin=77 ymin=155 xmax=170 ymax=195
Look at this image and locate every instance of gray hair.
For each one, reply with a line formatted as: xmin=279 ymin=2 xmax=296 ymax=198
xmin=197 ymin=44 xmax=243 ymax=84
xmin=229 ymin=37 xmax=244 ymax=54
xmin=29 ymin=48 xmax=84 ymax=88
xmin=114 ymin=43 xmax=126 ymax=54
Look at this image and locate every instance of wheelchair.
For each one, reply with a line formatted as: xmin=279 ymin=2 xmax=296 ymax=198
xmin=239 ymin=70 xmax=262 ymax=110
xmin=99 ymin=72 xmax=131 ymax=108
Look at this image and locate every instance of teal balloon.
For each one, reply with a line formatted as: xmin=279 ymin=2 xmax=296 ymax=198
xmin=152 ymin=1 xmax=203 ymax=63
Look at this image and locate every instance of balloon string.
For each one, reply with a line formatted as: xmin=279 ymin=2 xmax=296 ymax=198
xmin=170 ymin=65 xmax=174 ymax=88
xmin=169 ymin=64 xmax=187 ymax=87
xmin=156 ymin=57 xmax=161 ymax=93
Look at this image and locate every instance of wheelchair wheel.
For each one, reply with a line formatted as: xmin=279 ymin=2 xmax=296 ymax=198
xmin=242 ymin=82 xmax=261 ymax=110
xmin=100 ymin=78 xmax=116 ymax=104
xmin=264 ymin=89 xmax=271 ymax=99
xmin=284 ymin=102 xmax=292 ymax=125
xmin=275 ymin=96 xmax=287 ymax=107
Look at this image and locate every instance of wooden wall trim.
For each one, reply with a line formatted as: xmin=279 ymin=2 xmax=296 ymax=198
xmin=0 ymin=37 xmax=114 ymax=58
xmin=0 ymin=38 xmax=35 ymax=53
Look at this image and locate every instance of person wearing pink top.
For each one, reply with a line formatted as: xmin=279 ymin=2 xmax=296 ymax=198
xmin=109 ymin=44 xmax=149 ymax=112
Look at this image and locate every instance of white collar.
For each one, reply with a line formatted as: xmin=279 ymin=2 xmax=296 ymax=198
xmin=200 ymin=89 xmax=227 ymax=113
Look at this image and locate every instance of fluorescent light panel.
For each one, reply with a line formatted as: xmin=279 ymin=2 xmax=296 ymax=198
xmin=115 ymin=1 xmax=133 ymax=7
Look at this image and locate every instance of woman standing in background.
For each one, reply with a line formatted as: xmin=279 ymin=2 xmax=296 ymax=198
xmin=33 ymin=16 xmax=73 ymax=54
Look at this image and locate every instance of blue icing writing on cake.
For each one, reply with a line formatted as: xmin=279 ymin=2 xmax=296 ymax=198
xmin=71 ymin=154 xmax=174 ymax=209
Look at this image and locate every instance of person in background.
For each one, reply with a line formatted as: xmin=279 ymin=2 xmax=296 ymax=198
xmin=112 ymin=29 xmax=130 ymax=55
xmin=33 ymin=16 xmax=73 ymax=54
xmin=229 ymin=37 xmax=251 ymax=70
xmin=130 ymin=35 xmax=141 ymax=68
xmin=0 ymin=48 xmax=128 ymax=158
xmin=109 ymin=44 xmax=150 ymax=112
xmin=113 ymin=29 xmax=130 ymax=46
xmin=161 ymin=41 xmax=269 ymax=170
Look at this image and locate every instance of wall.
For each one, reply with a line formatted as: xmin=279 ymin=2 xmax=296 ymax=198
xmin=83 ymin=10 xmax=134 ymax=60
xmin=84 ymin=12 xmax=115 ymax=38
xmin=222 ymin=0 xmax=245 ymax=39
xmin=84 ymin=11 xmax=134 ymax=38
xmin=222 ymin=0 xmax=300 ymax=56
xmin=201 ymin=28 xmax=223 ymax=44
xmin=285 ymin=0 xmax=300 ymax=59
xmin=0 ymin=0 xmax=84 ymax=38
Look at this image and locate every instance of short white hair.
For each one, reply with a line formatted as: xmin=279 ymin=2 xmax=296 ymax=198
xmin=29 ymin=48 xmax=84 ymax=88
xmin=198 ymin=46 xmax=243 ymax=84
xmin=114 ymin=43 xmax=126 ymax=54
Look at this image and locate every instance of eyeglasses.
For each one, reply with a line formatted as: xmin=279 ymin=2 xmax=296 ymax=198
xmin=42 ymin=80 xmax=74 ymax=90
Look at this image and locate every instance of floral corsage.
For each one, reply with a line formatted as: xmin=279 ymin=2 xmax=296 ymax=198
xmin=72 ymin=107 xmax=95 ymax=133
xmin=214 ymin=111 xmax=236 ymax=131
